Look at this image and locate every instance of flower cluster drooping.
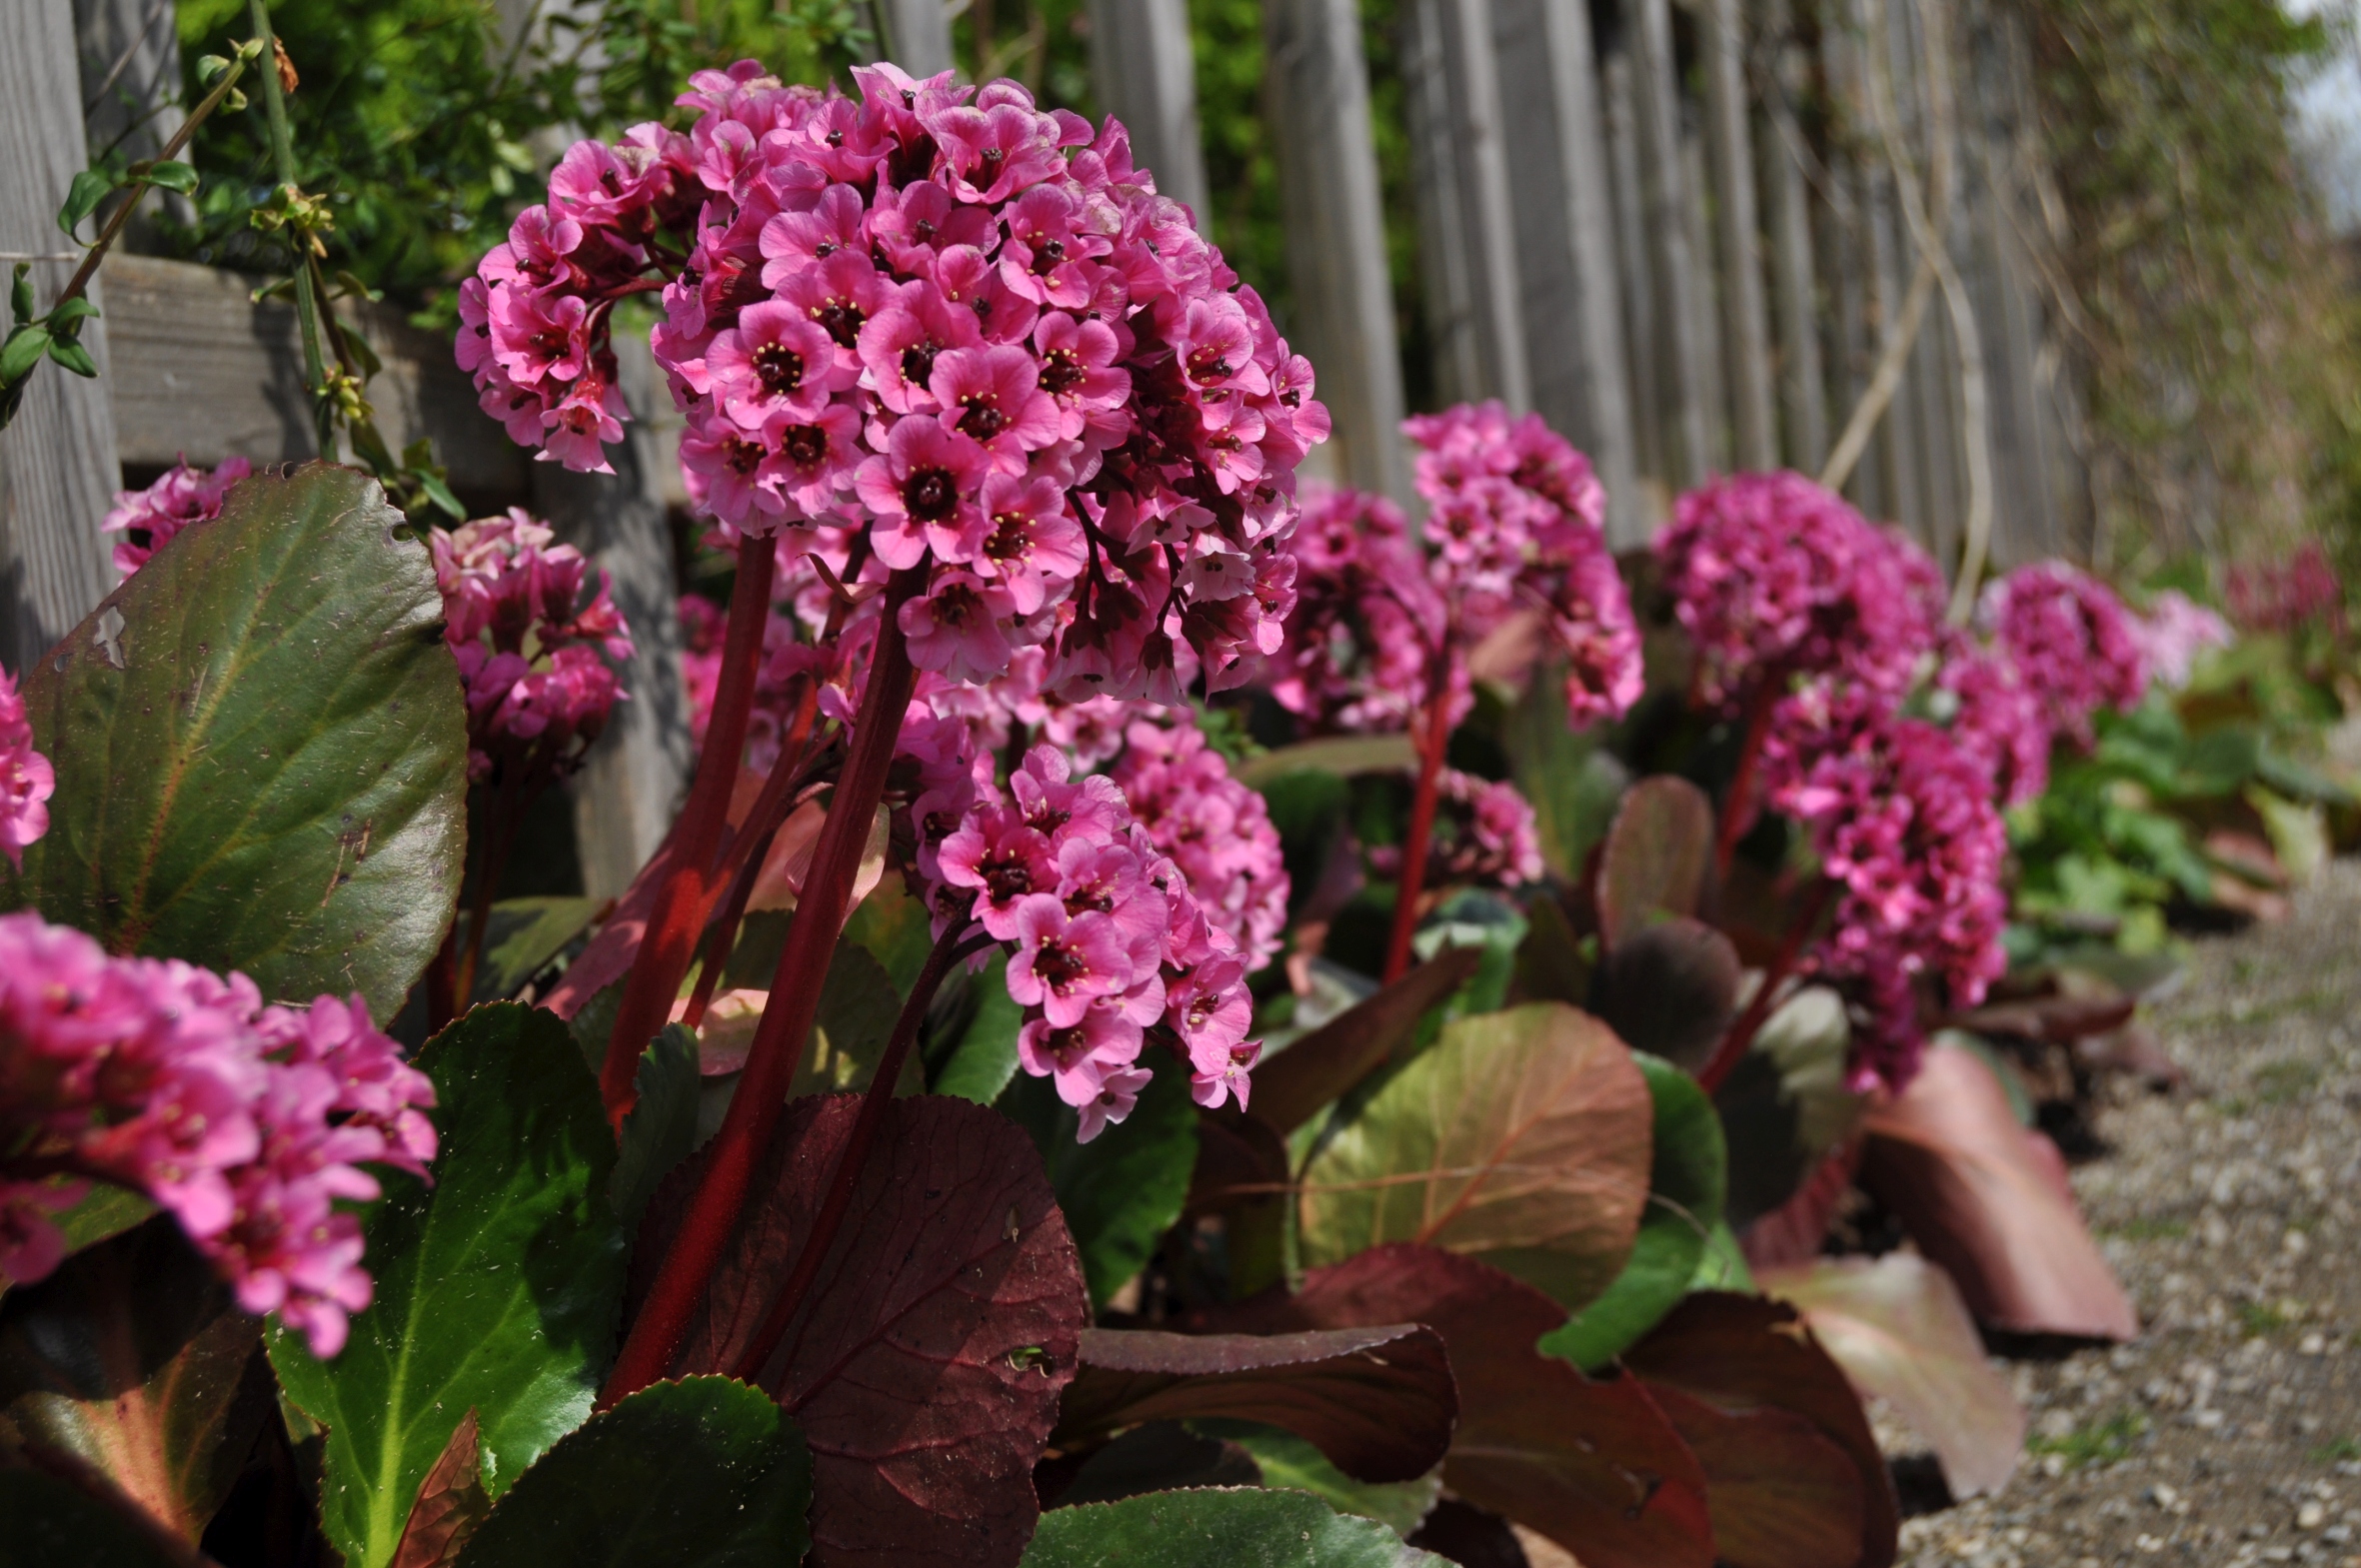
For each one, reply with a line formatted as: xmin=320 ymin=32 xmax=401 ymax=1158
xmin=0 ymin=911 xmax=435 ymax=1355
xmin=1656 ymin=471 xmax=1944 ymax=712
xmin=101 ymin=456 xmax=252 ymax=578
xmin=0 ymin=667 xmax=53 ymax=871
xmin=1264 ymin=486 xmax=1446 ymax=733
xmin=460 ymin=62 xmax=1324 ymax=702
xmin=431 ymin=511 xmax=634 ymax=783
xmin=1107 ymin=712 xmax=1288 ymax=972
xmin=1977 ymin=562 xmax=2149 ymax=749
xmin=921 ymin=745 xmax=1256 ymax=1139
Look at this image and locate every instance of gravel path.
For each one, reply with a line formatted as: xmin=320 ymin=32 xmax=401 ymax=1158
xmin=1896 ymin=860 xmax=2361 ymax=1566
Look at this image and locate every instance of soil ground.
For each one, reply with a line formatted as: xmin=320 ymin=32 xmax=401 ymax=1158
xmin=1893 ymin=859 xmax=2361 ymax=1566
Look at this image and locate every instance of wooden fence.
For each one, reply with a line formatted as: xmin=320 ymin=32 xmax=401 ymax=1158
xmin=0 ymin=0 xmax=2089 ymax=893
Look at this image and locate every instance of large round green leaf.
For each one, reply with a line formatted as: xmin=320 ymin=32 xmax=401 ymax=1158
xmin=269 ymin=1003 xmax=625 ymax=1568
xmin=5 ymin=463 xmax=465 ymax=1014
xmin=453 ymin=1377 xmax=811 ymax=1568
xmin=1297 ymin=1003 xmax=1653 ymax=1311
xmin=1001 ymin=1050 xmax=1197 ymax=1308
xmin=1540 ymin=1052 xmax=1727 ymax=1369
xmin=1023 ymin=1487 xmax=1450 ymax=1567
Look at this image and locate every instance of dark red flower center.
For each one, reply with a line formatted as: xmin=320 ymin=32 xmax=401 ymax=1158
xmin=960 ymin=396 xmax=1008 ymax=441
xmin=751 ymin=343 xmax=805 ymax=395
xmin=812 ymin=300 xmax=864 ymax=349
xmin=1040 ymin=350 xmax=1085 ymax=397
xmin=1033 ymin=938 xmax=1087 ymax=992
xmin=904 ymin=466 xmax=959 ymax=521
xmin=783 ymin=423 xmax=828 ymax=466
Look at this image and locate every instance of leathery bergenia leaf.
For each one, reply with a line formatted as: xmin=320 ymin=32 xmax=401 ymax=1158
xmin=6 ymin=462 xmax=466 ymax=1015
xmin=1022 ymin=1486 xmax=1451 ymax=1568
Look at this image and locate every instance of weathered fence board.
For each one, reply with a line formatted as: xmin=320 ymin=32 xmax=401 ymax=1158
xmin=1700 ymin=0 xmax=1778 ymax=472
xmin=1628 ymin=0 xmax=1714 ymax=488
xmin=1088 ymin=0 xmax=1211 ymax=223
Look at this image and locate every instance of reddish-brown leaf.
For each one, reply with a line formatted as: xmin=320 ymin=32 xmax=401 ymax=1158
xmin=1857 ymin=1042 xmax=2138 ymax=1340
xmin=1595 ymin=778 xmax=1714 ymax=950
xmin=1203 ymin=1243 xmax=1714 ymax=1568
xmin=1053 ymin=1325 xmax=1456 ymax=1483
xmin=644 ymin=1094 xmax=1089 ymax=1568
xmin=1245 ymin=948 xmax=1484 ymax=1136
xmin=1592 ymin=916 xmax=1742 ymax=1071
xmin=1736 ymin=1141 xmax=1862 ymax=1272
xmin=1643 ymin=1386 xmax=1865 ymax=1568
xmin=1620 ymin=1292 xmax=1898 ymax=1568
xmin=391 ymin=1410 xmax=488 ymax=1568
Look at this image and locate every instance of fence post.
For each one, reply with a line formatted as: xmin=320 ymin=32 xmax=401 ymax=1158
xmin=1265 ymin=0 xmax=1414 ymax=504
xmin=0 ymin=0 xmax=122 ymax=675
xmin=1699 ymin=0 xmax=1778 ymax=472
xmin=1492 ymin=0 xmax=1645 ymax=541
xmin=1758 ymin=0 xmax=1828 ymax=471
xmin=876 ymin=0 xmax=956 ymax=77
xmin=75 ymin=0 xmax=196 ymax=233
xmin=1601 ymin=46 xmax=1668 ymax=516
xmin=1627 ymin=0 xmax=1714 ymax=487
xmin=1087 ymin=0 xmax=1209 ymax=222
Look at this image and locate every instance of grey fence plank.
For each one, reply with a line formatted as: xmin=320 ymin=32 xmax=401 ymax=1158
xmin=1602 ymin=46 xmax=1668 ymax=519
xmin=1700 ymin=0 xmax=1778 ymax=472
xmin=0 ymin=0 xmax=123 ymax=674
xmin=1629 ymin=0 xmax=1713 ymax=487
xmin=1759 ymin=0 xmax=1829 ymax=472
xmin=1088 ymin=0 xmax=1209 ymax=220
xmin=1265 ymin=0 xmax=1413 ymax=503
xmin=75 ymin=0 xmax=195 ymax=233
xmin=876 ymin=0 xmax=956 ymax=76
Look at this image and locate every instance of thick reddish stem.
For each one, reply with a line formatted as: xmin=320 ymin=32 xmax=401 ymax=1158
xmin=1382 ymin=660 xmax=1455 ymax=984
xmin=603 ymin=569 xmax=923 ymax=1404
xmin=1713 ymin=675 xmax=1785 ymax=882
xmin=1695 ymin=877 xmax=1834 ymax=1094
xmin=598 ymin=538 xmax=778 ymax=1127
xmin=730 ymin=910 xmax=977 ymax=1384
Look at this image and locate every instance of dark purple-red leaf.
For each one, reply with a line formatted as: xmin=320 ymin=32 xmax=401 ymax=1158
xmin=1595 ymin=778 xmax=1714 ymax=950
xmin=641 ymin=1093 xmax=1088 ymax=1568
xmin=1245 ymin=948 xmax=1484 ymax=1136
xmin=392 ymin=1410 xmax=488 ymax=1568
xmin=1053 ymin=1325 xmax=1455 ymax=1483
xmin=1619 ymin=1292 xmax=1898 ymax=1568
xmin=1642 ymin=1385 xmax=1866 ymax=1568
xmin=1592 ymin=916 xmax=1742 ymax=1071
xmin=1202 ymin=1243 xmax=1713 ymax=1568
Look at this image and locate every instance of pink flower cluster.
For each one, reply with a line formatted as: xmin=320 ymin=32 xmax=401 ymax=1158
xmin=0 ymin=667 xmax=52 ymax=871
xmin=1762 ymin=685 xmax=2009 ymax=1090
xmin=1366 ymin=768 xmax=1545 ymax=891
xmin=431 ymin=511 xmax=634 ymax=782
xmin=1977 ymin=562 xmax=2148 ymax=749
xmin=100 ymin=456 xmax=252 ymax=578
xmin=1269 ymin=405 xmax=1641 ymax=737
xmin=1107 ymin=712 xmax=1287 ymax=972
xmin=0 ymin=911 xmax=434 ymax=1355
xmin=2127 ymin=589 xmax=2233 ymax=691
xmin=2226 ymin=541 xmax=2342 ymax=635
xmin=921 ymin=745 xmax=1257 ymax=1139
xmin=460 ymin=62 xmax=1324 ymax=703
xmin=677 ymin=590 xmax=822 ymax=775
xmin=1656 ymin=472 xmax=1943 ymax=712
xmin=1934 ymin=636 xmax=2052 ymax=807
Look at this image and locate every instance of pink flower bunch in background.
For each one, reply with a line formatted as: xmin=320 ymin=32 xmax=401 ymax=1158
xmin=1657 ymin=471 xmax=1943 ymax=712
xmin=1977 ymin=561 xmax=2149 ymax=748
xmin=1402 ymin=402 xmax=1641 ymax=725
xmin=431 ymin=511 xmax=634 ymax=783
xmin=0 ymin=911 xmax=434 ymax=1355
xmin=1762 ymin=685 xmax=2009 ymax=1091
xmin=1264 ymin=486 xmax=1447 ymax=733
xmin=100 ymin=456 xmax=253 ymax=578
xmin=2226 ymin=541 xmax=2342 ymax=634
xmin=0 ymin=668 xmax=52 ymax=871
xmin=1107 ymin=711 xmax=1287 ymax=971
xmin=924 ymin=745 xmax=1257 ymax=1138
xmin=1366 ymin=768 xmax=1545 ymax=891
xmin=2127 ymin=589 xmax=2233 ymax=690
xmin=1935 ymin=637 xmax=2052 ymax=807
xmin=462 ymin=61 xmax=1324 ymax=702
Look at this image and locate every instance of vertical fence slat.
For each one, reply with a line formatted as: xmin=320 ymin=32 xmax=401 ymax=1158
xmin=75 ymin=0 xmax=195 ymax=232
xmin=1629 ymin=0 xmax=1714 ymax=487
xmin=1759 ymin=0 xmax=1829 ymax=472
xmin=1491 ymin=0 xmax=1645 ymax=541
xmin=876 ymin=0 xmax=956 ymax=77
xmin=1601 ymin=46 xmax=1669 ymax=516
xmin=1266 ymin=0 xmax=1414 ymax=503
xmin=1681 ymin=128 xmax=1733 ymax=474
xmin=1701 ymin=0 xmax=1778 ymax=471
xmin=0 ymin=0 xmax=121 ymax=674
xmin=1087 ymin=0 xmax=1210 ymax=222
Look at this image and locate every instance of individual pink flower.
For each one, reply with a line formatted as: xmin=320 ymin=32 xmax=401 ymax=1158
xmin=2127 ymin=590 xmax=2233 ymax=692
xmin=102 ymin=456 xmax=253 ymax=578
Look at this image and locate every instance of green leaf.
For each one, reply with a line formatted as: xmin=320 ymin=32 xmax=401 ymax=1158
xmin=933 ymin=949 xmax=1024 ymax=1103
xmin=47 ymin=1182 xmax=157 ymax=1260
xmin=1001 ymin=1049 xmax=1197 ymax=1306
xmin=1298 ymin=1003 xmax=1654 ymax=1312
xmin=452 ymin=1377 xmax=811 ymax=1568
xmin=1689 ymin=1220 xmax=1754 ymax=1292
xmin=269 ymin=1003 xmax=625 ymax=1568
xmin=1539 ymin=1052 xmax=1727 ymax=1369
xmin=4 ymin=464 xmax=467 ymax=1016
xmin=1191 ymin=1420 xmax=1441 ymax=1538
xmin=1 ymin=325 xmax=52 ymax=385
xmin=841 ymin=875 xmax=937 ymax=996
xmin=1235 ymin=734 xmax=1420 ymax=788
xmin=1023 ymin=1487 xmax=1450 ymax=1567
xmin=0 ymin=1469 xmax=194 ymax=1567
xmin=472 ymin=895 xmax=604 ymax=1002
xmin=143 ymin=161 xmax=200 ymax=195
xmin=57 ymin=168 xmax=114 ymax=237
xmin=47 ymin=297 xmax=99 ymax=328
xmin=609 ymin=1023 xmax=700 ymax=1234
xmin=10 ymin=264 xmax=33 ymax=325
xmin=47 ymin=337 xmax=98 ymax=378
xmin=0 ymin=1217 xmax=271 ymax=1542
xmin=1255 ymin=768 xmax=1351 ymax=922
